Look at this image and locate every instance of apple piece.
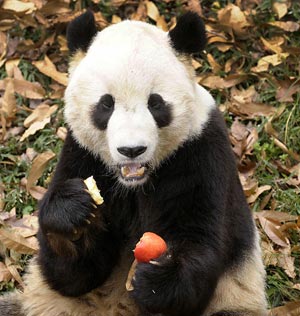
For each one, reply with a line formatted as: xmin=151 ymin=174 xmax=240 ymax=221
xmin=126 ymin=232 xmax=167 ymax=291
xmin=84 ymin=176 xmax=104 ymax=205
xmin=134 ymin=232 xmax=167 ymax=263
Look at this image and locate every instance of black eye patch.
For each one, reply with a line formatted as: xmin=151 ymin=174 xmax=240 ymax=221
xmin=148 ymin=94 xmax=172 ymax=128
xmin=91 ymin=94 xmax=115 ymax=130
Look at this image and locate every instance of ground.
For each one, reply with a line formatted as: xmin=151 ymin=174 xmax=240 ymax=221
xmin=0 ymin=1 xmax=299 ymax=315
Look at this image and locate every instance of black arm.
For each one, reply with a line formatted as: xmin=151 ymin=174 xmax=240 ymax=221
xmin=38 ymin=131 xmax=121 ymax=296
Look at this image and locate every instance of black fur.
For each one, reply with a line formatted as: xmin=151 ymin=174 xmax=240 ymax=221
xmin=66 ymin=10 xmax=97 ymax=53
xmin=92 ymin=94 xmax=115 ymax=130
xmin=38 ymin=108 xmax=255 ymax=315
xmin=148 ymin=94 xmax=172 ymax=128
xmin=169 ymin=12 xmax=207 ymax=54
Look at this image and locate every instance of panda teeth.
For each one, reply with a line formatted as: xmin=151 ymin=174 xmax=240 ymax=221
xmin=120 ymin=164 xmax=146 ymax=179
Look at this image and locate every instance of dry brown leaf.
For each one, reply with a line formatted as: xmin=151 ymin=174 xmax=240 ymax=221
xmin=226 ymin=100 xmax=276 ymax=118
xmin=5 ymin=59 xmax=20 ymax=77
xmin=251 ymin=53 xmax=289 ymax=73
xmin=2 ymin=77 xmax=16 ymax=120
xmin=2 ymin=0 xmax=36 ymax=14
xmin=292 ymin=284 xmax=300 ymax=290
xmin=4 ymin=257 xmax=24 ymax=287
xmin=29 ymin=185 xmax=47 ymax=200
xmin=56 ymin=126 xmax=67 ymax=141
xmin=0 ymin=31 xmax=7 ymax=66
xmin=239 ymin=174 xmax=258 ymax=197
xmin=33 ymin=55 xmax=68 ymax=86
xmin=272 ymin=137 xmax=300 ymax=162
xmin=20 ymin=117 xmax=51 ymax=141
xmin=257 ymin=212 xmax=290 ymax=247
xmin=0 ymin=227 xmax=38 ymax=254
xmin=247 ymin=185 xmax=272 ymax=204
xmin=9 ymin=214 xmax=39 ymax=238
xmin=186 ymin=0 xmax=202 ymax=16
xmin=13 ymin=78 xmax=45 ymax=99
xmin=26 ymin=150 xmax=56 ymax=190
xmin=258 ymin=211 xmax=298 ymax=223
xmin=198 ymin=74 xmax=247 ymax=89
xmin=146 ymin=1 xmax=160 ymax=22
xmin=218 ymin=4 xmax=250 ymax=36
xmin=23 ymin=103 xmax=58 ymax=128
xmin=111 ymin=15 xmax=122 ymax=24
xmin=268 ymin=21 xmax=300 ymax=32
xmin=260 ymin=37 xmax=282 ymax=54
xmin=207 ymin=54 xmax=222 ymax=74
xmin=278 ymin=247 xmax=296 ymax=279
xmin=157 ymin=15 xmax=168 ymax=31
xmin=0 ymin=261 xmax=12 ymax=282
xmin=276 ymin=79 xmax=300 ymax=102
xmin=261 ymin=240 xmax=278 ymax=266
xmin=272 ymin=1 xmax=289 ymax=19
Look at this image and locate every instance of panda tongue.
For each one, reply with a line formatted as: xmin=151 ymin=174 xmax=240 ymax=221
xmin=121 ymin=164 xmax=145 ymax=178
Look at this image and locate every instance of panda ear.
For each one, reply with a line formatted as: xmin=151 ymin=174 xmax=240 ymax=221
xmin=169 ymin=12 xmax=207 ymax=54
xmin=67 ymin=10 xmax=98 ymax=54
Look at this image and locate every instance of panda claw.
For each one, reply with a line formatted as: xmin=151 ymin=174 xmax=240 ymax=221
xmin=85 ymin=219 xmax=91 ymax=225
xmin=90 ymin=212 xmax=96 ymax=218
xmin=91 ymin=203 xmax=98 ymax=209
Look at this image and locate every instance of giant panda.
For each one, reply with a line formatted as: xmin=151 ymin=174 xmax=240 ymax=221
xmin=0 ymin=10 xmax=267 ymax=316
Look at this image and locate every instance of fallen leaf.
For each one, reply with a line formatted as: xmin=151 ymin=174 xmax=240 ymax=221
xmin=157 ymin=15 xmax=168 ymax=31
xmin=272 ymin=1 xmax=288 ymax=19
xmin=260 ymin=37 xmax=283 ymax=54
xmin=207 ymin=53 xmax=222 ymax=74
xmin=251 ymin=53 xmax=289 ymax=73
xmin=23 ymin=103 xmax=58 ymax=128
xmin=29 ymin=186 xmax=47 ymax=200
xmin=146 ymin=1 xmax=160 ymax=22
xmin=13 ymin=78 xmax=45 ymax=99
xmin=5 ymin=257 xmax=24 ymax=287
xmin=26 ymin=151 xmax=56 ymax=190
xmin=257 ymin=211 xmax=290 ymax=247
xmin=33 ymin=55 xmax=68 ymax=86
xmin=2 ymin=77 xmax=16 ymax=120
xmin=20 ymin=117 xmax=51 ymax=141
xmin=218 ymin=4 xmax=250 ymax=36
xmin=268 ymin=299 xmax=300 ymax=316
xmin=56 ymin=126 xmax=67 ymax=141
xmin=0 ymin=261 xmax=12 ymax=282
xmin=186 ymin=0 xmax=202 ymax=16
xmin=268 ymin=21 xmax=300 ymax=32
xmin=2 ymin=0 xmax=36 ymax=14
xmin=0 ymin=227 xmax=38 ymax=254
xmin=9 ymin=214 xmax=39 ymax=238
xmin=198 ymin=74 xmax=248 ymax=89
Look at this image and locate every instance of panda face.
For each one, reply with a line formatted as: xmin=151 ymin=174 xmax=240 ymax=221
xmin=64 ymin=20 xmax=214 ymax=187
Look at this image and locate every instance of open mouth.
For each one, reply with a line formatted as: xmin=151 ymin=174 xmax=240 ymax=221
xmin=119 ymin=163 xmax=148 ymax=183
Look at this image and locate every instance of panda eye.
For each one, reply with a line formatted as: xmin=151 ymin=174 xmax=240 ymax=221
xmin=99 ymin=94 xmax=114 ymax=110
xmin=148 ymin=93 xmax=164 ymax=110
xmin=147 ymin=93 xmax=172 ymax=128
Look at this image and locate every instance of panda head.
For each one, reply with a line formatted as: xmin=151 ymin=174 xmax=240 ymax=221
xmin=64 ymin=10 xmax=214 ymax=187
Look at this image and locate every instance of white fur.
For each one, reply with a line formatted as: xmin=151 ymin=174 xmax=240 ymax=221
xmin=64 ymin=20 xmax=215 ymax=183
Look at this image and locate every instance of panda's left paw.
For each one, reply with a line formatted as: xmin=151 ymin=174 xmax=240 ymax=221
xmin=131 ymin=254 xmax=198 ymax=316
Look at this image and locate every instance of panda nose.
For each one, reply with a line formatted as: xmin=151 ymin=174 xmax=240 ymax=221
xmin=117 ymin=146 xmax=147 ymax=158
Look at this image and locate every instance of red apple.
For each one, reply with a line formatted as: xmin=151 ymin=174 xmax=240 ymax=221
xmin=134 ymin=232 xmax=167 ymax=263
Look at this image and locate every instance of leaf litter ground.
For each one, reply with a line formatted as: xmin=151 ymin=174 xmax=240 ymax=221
xmin=0 ymin=0 xmax=299 ymax=314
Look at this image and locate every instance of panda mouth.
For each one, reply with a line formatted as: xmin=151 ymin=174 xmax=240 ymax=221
xmin=120 ymin=163 xmax=147 ymax=182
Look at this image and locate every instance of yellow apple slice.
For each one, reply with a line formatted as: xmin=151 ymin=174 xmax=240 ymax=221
xmin=84 ymin=176 xmax=104 ymax=205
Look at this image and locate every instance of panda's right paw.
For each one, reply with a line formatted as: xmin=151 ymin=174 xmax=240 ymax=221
xmin=39 ymin=178 xmax=103 ymax=243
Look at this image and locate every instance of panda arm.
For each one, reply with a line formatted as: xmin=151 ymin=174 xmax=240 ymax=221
xmin=37 ymin=131 xmax=121 ymax=296
xmin=132 ymin=110 xmax=254 ymax=315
